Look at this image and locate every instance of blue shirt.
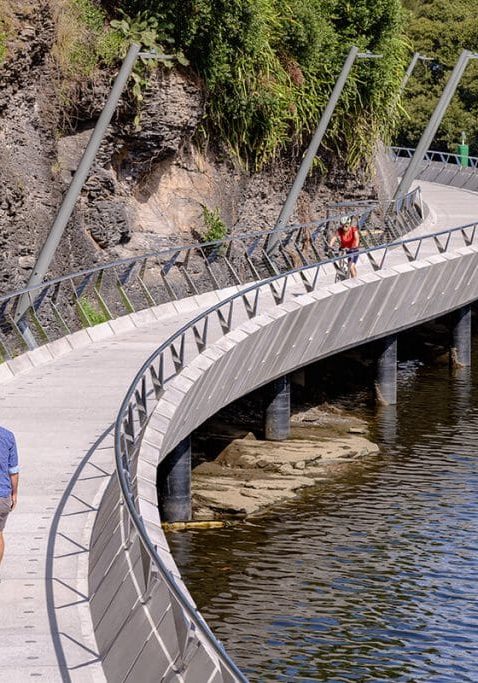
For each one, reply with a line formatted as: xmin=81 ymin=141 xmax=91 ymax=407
xmin=0 ymin=426 xmax=19 ymax=498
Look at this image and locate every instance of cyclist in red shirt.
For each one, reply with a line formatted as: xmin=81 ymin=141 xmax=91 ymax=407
xmin=329 ymin=216 xmax=360 ymax=278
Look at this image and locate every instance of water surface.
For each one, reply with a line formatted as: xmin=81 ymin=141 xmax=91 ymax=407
xmin=169 ymin=354 xmax=478 ymax=681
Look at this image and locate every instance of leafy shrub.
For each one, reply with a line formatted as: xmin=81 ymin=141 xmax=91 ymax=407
xmin=53 ymin=0 xmax=114 ymax=76
xmin=0 ymin=29 xmax=6 ymax=64
xmin=0 ymin=0 xmax=13 ymax=64
xmin=110 ymin=10 xmax=174 ymax=57
xmin=201 ymin=206 xmax=228 ymax=243
xmin=397 ymin=0 xmax=478 ymax=155
xmin=114 ymin=0 xmax=407 ymax=170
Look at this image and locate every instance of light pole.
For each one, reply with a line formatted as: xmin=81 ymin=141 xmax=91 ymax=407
xmin=266 ymin=46 xmax=382 ymax=255
xmin=15 ymin=44 xmax=172 ymax=331
xmin=393 ymin=49 xmax=478 ymax=201
xmin=399 ymin=51 xmax=432 ymax=94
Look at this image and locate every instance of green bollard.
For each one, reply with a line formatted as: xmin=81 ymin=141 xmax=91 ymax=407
xmin=457 ymin=132 xmax=469 ymax=167
xmin=457 ymin=143 xmax=469 ymax=167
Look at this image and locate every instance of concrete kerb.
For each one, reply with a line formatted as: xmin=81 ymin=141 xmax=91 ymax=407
xmin=0 ymin=288 xmax=245 ymax=386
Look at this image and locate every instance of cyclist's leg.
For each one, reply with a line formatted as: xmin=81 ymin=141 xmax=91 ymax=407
xmin=347 ymin=250 xmax=358 ymax=278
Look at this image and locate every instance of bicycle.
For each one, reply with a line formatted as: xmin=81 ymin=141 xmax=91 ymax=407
xmin=325 ymin=246 xmax=349 ymax=282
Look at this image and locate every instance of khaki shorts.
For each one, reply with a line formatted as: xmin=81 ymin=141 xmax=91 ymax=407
xmin=0 ymin=496 xmax=12 ymax=531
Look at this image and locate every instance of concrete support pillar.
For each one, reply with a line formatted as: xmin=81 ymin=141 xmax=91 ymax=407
xmin=263 ymin=375 xmax=290 ymax=441
xmin=375 ymin=335 xmax=397 ymax=405
xmin=449 ymin=305 xmax=471 ymax=368
xmin=157 ymin=436 xmax=191 ymax=523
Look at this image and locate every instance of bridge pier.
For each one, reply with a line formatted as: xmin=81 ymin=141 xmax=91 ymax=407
xmin=157 ymin=436 xmax=192 ymax=523
xmin=449 ymin=304 xmax=471 ymax=368
xmin=263 ymin=375 xmax=290 ymax=441
xmin=375 ymin=335 xmax=397 ymax=405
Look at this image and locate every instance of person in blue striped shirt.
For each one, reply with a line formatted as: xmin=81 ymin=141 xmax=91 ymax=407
xmin=0 ymin=426 xmax=19 ymax=567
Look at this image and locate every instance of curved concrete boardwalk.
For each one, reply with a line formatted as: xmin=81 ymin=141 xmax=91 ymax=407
xmin=0 ymin=180 xmax=477 ymax=681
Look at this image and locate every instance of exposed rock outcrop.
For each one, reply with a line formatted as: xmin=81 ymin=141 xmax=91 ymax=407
xmin=0 ymin=2 xmax=379 ymax=294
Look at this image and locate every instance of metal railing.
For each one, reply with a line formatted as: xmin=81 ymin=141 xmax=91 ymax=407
xmin=391 ymin=146 xmax=478 ymax=168
xmin=0 ymin=189 xmax=422 ymax=362
xmin=0 ymin=143 xmax=470 ymax=675
xmin=115 ymin=218 xmax=478 ymax=679
xmin=390 ymin=146 xmax=478 ymax=194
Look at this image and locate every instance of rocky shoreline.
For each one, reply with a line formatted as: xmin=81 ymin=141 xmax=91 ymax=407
xmin=192 ymin=405 xmax=379 ymax=519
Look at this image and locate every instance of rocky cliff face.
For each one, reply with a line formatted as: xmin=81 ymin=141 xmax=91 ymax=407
xmin=0 ymin=1 xmax=378 ymax=295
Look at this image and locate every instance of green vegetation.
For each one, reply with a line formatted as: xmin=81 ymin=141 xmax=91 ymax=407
xmin=54 ymin=0 xmax=125 ymax=77
xmin=0 ymin=0 xmax=13 ymax=64
xmin=0 ymin=29 xmax=6 ymax=64
xmin=54 ymin=1 xmax=478 ymax=168
xmin=110 ymin=0 xmax=408 ymax=170
xmin=398 ymin=0 xmax=478 ymax=154
xmin=52 ymin=2 xmax=188 ymax=128
xmin=201 ymin=206 xmax=228 ymax=243
xmin=9 ymin=0 xmax=478 ymax=172
xmin=77 ymin=297 xmax=110 ymax=326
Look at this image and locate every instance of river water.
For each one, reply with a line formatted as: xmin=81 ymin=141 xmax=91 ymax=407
xmin=168 ymin=351 xmax=478 ymax=681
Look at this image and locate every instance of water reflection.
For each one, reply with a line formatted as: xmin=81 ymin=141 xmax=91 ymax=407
xmin=168 ymin=345 xmax=478 ymax=681
xmin=449 ymin=367 xmax=472 ymax=421
xmin=376 ymin=404 xmax=397 ymax=446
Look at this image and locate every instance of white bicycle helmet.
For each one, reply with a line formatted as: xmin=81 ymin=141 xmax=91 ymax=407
xmin=339 ymin=216 xmax=351 ymax=225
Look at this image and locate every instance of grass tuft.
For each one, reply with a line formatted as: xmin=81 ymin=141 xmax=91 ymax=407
xmin=0 ymin=0 xmax=14 ymax=64
xmin=52 ymin=0 xmax=125 ymax=79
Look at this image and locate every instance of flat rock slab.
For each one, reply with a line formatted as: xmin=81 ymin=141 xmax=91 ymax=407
xmin=192 ymin=429 xmax=379 ymax=518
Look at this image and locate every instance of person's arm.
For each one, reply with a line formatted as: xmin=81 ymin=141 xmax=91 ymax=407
xmin=328 ymin=233 xmax=338 ymax=248
xmin=8 ymin=434 xmax=19 ymax=510
xmin=10 ymin=473 xmax=18 ymax=510
xmin=352 ymin=226 xmax=360 ymax=249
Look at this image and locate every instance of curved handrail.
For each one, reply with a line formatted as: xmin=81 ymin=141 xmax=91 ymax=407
xmin=114 ymin=218 xmax=478 ymax=679
xmin=1 ymin=213 xmax=378 ymax=306
xmin=0 ymin=188 xmax=422 ymax=361
xmin=391 ymin=146 xmax=478 ymax=169
xmin=0 ymin=145 xmax=466 ymax=673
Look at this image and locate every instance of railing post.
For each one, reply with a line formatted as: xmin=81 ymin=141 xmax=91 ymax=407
xmin=375 ymin=335 xmax=397 ymax=405
xmin=449 ymin=304 xmax=471 ymax=368
xmin=157 ymin=436 xmax=192 ymax=522
xmin=263 ymin=375 xmax=290 ymax=441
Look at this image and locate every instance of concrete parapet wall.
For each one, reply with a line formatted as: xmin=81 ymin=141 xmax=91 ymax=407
xmin=89 ymin=469 xmax=225 ymax=681
xmin=90 ymin=245 xmax=478 ymax=680
xmin=144 ymin=247 xmax=478 ymax=460
xmin=394 ymin=157 xmax=478 ymax=193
